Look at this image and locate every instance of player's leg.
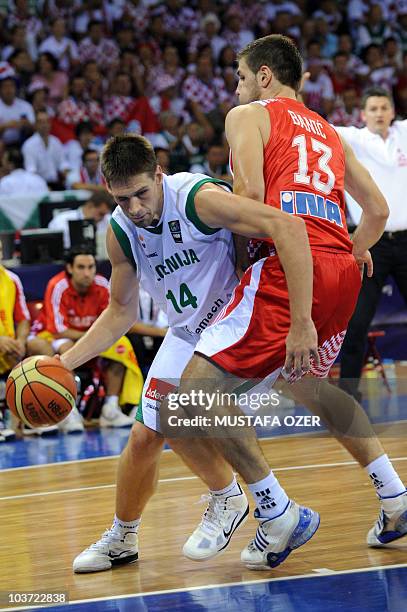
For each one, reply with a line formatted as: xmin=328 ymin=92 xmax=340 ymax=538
xmin=73 ymin=328 xmax=244 ymax=572
xmin=167 ymin=259 xmax=319 ymax=568
xmin=281 ymin=376 xmax=407 ymax=546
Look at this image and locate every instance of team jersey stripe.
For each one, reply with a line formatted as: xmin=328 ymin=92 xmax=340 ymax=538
xmin=110 ymin=218 xmax=138 ymax=272
xmin=185 ymin=178 xmax=232 ymax=235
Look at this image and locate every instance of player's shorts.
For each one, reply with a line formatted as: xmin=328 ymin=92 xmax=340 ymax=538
xmin=136 ymin=326 xmax=196 ymax=432
xmin=195 ymin=249 xmax=361 ymax=380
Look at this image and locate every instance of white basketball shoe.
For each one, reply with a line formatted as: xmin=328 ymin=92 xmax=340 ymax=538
xmin=183 ymin=483 xmax=249 ymax=561
xmin=73 ymin=528 xmax=138 ymax=573
xmin=241 ymin=500 xmax=320 ymax=570
xmin=367 ymin=491 xmax=407 ymax=546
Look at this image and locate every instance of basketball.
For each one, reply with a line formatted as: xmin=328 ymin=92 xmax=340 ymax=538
xmin=5 ymin=355 xmax=77 ymax=427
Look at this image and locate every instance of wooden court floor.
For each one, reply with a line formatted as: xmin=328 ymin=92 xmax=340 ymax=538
xmin=1 ymin=425 xmax=407 ymax=609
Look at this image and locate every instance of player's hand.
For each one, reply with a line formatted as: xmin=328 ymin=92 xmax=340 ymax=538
xmin=353 ymin=248 xmax=373 ymax=279
xmin=283 ymin=321 xmax=320 ymax=382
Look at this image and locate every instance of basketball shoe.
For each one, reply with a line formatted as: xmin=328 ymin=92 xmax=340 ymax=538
xmin=73 ymin=528 xmax=138 ymax=573
xmin=99 ymin=400 xmax=133 ymax=428
xmin=241 ymin=500 xmax=320 ymax=570
xmin=367 ymin=491 xmax=407 ymax=546
xmin=58 ymin=406 xmax=85 ymax=433
xmin=183 ymin=483 xmax=249 ymax=561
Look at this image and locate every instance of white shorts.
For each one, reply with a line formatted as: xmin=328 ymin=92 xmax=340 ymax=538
xmin=136 ymin=327 xmax=197 ymax=432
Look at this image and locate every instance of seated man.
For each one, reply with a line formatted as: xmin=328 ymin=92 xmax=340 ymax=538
xmin=27 ymin=246 xmax=142 ymax=430
xmin=48 ymin=190 xmax=113 ymax=248
xmin=0 ymin=237 xmax=30 ymax=439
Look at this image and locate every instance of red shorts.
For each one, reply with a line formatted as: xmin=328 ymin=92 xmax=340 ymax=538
xmin=195 ymin=249 xmax=361 ymax=380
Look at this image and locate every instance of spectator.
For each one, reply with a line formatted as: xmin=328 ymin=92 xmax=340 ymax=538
xmin=384 ymin=36 xmax=403 ymax=70
xmin=67 ymin=148 xmax=104 ymax=191
xmin=188 ymin=13 xmax=224 ymax=63
xmin=31 ymin=51 xmax=68 ymax=109
xmin=314 ymin=17 xmax=338 ymax=59
xmin=328 ymin=87 xmax=364 ymax=128
xmin=38 ymin=17 xmax=79 ymax=72
xmin=48 ymin=190 xmax=113 ymax=248
xmin=22 ymin=109 xmax=69 ymax=188
xmin=57 ymin=75 xmax=104 ymax=130
xmin=78 ymin=20 xmax=119 ymax=69
xmin=26 ymin=81 xmax=54 ymax=116
xmin=154 ymin=147 xmax=171 ymax=173
xmin=106 ymin=118 xmax=126 ymax=139
xmin=149 ymin=44 xmax=185 ymax=95
xmin=302 ymin=59 xmax=335 ymax=117
xmin=183 ymin=54 xmax=230 ymax=140
xmin=8 ymin=49 xmax=35 ymax=96
xmin=104 ymin=72 xmax=136 ymax=124
xmin=363 ymin=44 xmax=397 ymax=91
xmin=26 ymin=246 xmax=139 ymax=430
xmin=330 ymin=51 xmax=358 ymax=96
xmin=312 ymin=0 xmax=342 ymax=32
xmin=1 ymin=25 xmax=31 ymax=61
xmin=222 ymin=7 xmax=255 ymax=54
xmin=190 ymin=143 xmax=231 ymax=181
xmin=119 ymin=0 xmax=149 ymax=42
xmin=0 ymin=238 xmax=30 ymax=376
xmin=0 ymin=74 xmax=34 ymax=145
xmin=161 ymin=0 xmax=199 ymax=45
xmin=149 ymin=75 xmax=189 ymax=122
xmin=357 ymin=4 xmax=393 ymax=53
xmin=0 ymin=147 xmax=48 ymax=195
xmin=182 ymin=120 xmax=206 ymax=169
xmin=0 ymin=237 xmax=30 ymax=440
xmin=64 ymin=121 xmax=97 ymax=174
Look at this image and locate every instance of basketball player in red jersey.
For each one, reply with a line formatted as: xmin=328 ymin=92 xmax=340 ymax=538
xmin=166 ymin=36 xmax=406 ymax=570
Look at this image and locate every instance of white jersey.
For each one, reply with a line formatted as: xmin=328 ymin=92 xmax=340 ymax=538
xmin=111 ymin=172 xmax=238 ymax=337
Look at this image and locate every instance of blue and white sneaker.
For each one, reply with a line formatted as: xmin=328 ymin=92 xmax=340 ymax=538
xmin=241 ymin=500 xmax=320 ymax=570
xmin=367 ymin=491 xmax=407 ymax=546
xmin=183 ymin=483 xmax=249 ymax=561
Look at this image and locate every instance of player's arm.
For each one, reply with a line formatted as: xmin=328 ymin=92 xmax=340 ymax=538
xmin=195 ymin=185 xmax=318 ymax=375
xmin=340 ymin=135 xmax=389 ymax=256
xmin=60 ymin=226 xmax=140 ymax=370
xmin=225 ymin=104 xmax=267 ymax=275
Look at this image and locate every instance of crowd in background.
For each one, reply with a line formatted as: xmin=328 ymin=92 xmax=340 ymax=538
xmin=1 ymin=0 xmax=407 ymax=192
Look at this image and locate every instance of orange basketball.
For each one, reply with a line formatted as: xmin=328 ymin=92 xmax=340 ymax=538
xmin=6 ymin=355 xmax=77 ymax=427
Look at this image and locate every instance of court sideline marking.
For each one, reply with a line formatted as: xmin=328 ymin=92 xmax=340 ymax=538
xmin=1 ymin=562 xmax=407 ymax=611
xmin=1 ymin=456 xmax=407 ymax=502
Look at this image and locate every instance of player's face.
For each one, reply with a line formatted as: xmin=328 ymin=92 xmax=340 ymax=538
xmin=362 ymin=96 xmax=394 ymax=136
xmin=68 ymin=255 xmax=96 ymax=291
xmin=109 ymin=168 xmax=164 ymax=228
xmin=236 ymin=58 xmax=262 ymax=104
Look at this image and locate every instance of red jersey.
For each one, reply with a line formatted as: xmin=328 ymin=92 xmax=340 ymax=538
xmin=36 ymin=271 xmax=109 ymax=335
xmin=231 ymin=97 xmax=352 ymax=254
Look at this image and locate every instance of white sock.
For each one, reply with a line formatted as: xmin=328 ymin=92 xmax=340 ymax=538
xmin=112 ymin=514 xmax=141 ymax=534
xmin=104 ymin=395 xmax=119 ymax=406
xmin=366 ymin=454 xmax=406 ymax=498
xmin=248 ymin=471 xmax=289 ymax=519
xmin=211 ymin=475 xmax=241 ymax=497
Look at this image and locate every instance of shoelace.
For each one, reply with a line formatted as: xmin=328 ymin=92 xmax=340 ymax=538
xmin=87 ymin=529 xmax=123 ymax=551
xmin=196 ymin=493 xmax=241 ymax=535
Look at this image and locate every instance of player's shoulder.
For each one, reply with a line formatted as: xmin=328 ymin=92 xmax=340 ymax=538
xmin=226 ymin=103 xmax=265 ymax=122
xmin=3 ymin=268 xmax=23 ymax=288
xmin=391 ymin=120 xmax=407 ymax=134
xmin=48 ymin=270 xmax=69 ymax=291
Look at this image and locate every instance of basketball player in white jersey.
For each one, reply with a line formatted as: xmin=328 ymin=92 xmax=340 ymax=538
xmin=62 ymin=134 xmax=317 ymax=572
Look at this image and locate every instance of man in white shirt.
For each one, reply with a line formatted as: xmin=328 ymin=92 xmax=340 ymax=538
xmin=0 ymin=76 xmax=35 ymax=145
xmin=39 ymin=18 xmax=79 ymax=72
xmin=335 ymin=87 xmax=407 ymax=399
xmin=48 ymin=191 xmax=113 ymax=248
xmin=22 ymin=110 xmax=69 ymax=188
xmin=0 ymin=148 xmax=48 ymax=195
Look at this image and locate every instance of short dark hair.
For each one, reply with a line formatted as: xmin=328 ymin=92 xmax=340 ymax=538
xmin=39 ymin=51 xmax=59 ymax=71
xmin=87 ymin=190 xmax=114 ymax=210
xmin=82 ymin=148 xmax=99 ymax=163
xmin=6 ymin=148 xmax=23 ymax=169
xmin=65 ymin=245 xmax=96 ymax=267
xmin=361 ymin=87 xmax=393 ymax=108
xmin=75 ymin=121 xmax=93 ymax=138
xmin=237 ymin=35 xmax=303 ymax=92
xmin=101 ymin=134 xmax=157 ymax=186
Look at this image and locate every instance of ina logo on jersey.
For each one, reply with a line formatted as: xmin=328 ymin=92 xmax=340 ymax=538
xmin=168 ymin=220 xmax=183 ymax=243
